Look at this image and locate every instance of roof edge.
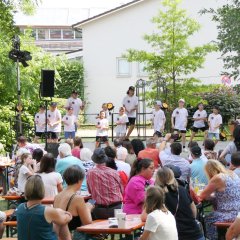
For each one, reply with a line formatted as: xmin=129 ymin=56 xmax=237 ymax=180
xmin=72 ymin=0 xmax=144 ymax=28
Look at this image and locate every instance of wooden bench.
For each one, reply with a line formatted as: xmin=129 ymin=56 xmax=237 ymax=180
xmin=2 ymin=238 xmax=17 ymax=240
xmin=3 ymin=221 xmax=17 ymax=238
xmin=214 ymin=222 xmax=233 ymax=240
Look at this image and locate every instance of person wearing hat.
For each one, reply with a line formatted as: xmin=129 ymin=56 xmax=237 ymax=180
xmin=190 ymin=145 xmax=208 ymax=185
xmin=47 ymin=102 xmax=62 ymax=143
xmin=189 ymin=103 xmax=208 ymax=143
xmin=122 ymin=86 xmax=138 ymax=139
xmin=152 ymin=100 xmax=166 ymax=138
xmin=208 ymin=105 xmax=223 ymax=146
xmin=62 ymin=106 xmax=78 ymax=139
xmin=87 ymin=148 xmax=123 ymax=219
xmin=34 ymin=105 xmax=46 ymax=143
xmin=171 ymin=99 xmax=188 ymax=151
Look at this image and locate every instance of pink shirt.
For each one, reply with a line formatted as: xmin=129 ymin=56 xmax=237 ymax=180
xmin=123 ymin=175 xmax=154 ymax=214
xmin=72 ymin=147 xmax=81 ymax=159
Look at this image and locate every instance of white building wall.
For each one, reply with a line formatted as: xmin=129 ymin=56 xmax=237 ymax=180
xmin=81 ymin=0 xmax=226 ymax=120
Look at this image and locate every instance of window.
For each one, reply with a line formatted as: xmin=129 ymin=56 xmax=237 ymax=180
xmin=74 ymin=30 xmax=82 ymax=39
xmin=38 ymin=29 xmax=47 ymax=40
xmin=63 ymin=29 xmax=74 ymax=39
xmin=137 ymin=62 xmax=148 ymax=77
xmin=116 ymin=58 xmax=131 ymax=77
xmin=50 ymin=29 xmax=62 ymax=39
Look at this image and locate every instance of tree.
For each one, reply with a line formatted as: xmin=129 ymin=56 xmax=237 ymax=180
xmin=123 ymin=0 xmax=216 ymax=107
xmin=201 ymin=0 xmax=240 ymax=79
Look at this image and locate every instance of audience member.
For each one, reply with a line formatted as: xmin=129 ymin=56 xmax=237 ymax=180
xmin=79 ymin=148 xmax=94 ymax=173
xmin=124 ymin=158 xmax=154 ymax=214
xmin=87 ymin=148 xmax=123 ymax=219
xmin=54 ymin=165 xmax=93 ymax=240
xmin=190 ymin=146 xmax=208 ymax=185
xmin=140 ymin=186 xmax=178 ymax=240
xmin=71 ymin=137 xmax=83 ymax=159
xmin=203 ymin=139 xmax=217 ymax=160
xmin=116 ymin=147 xmax=131 ymax=177
xmin=156 ymin=167 xmax=204 ymax=240
xmin=138 ymin=137 xmax=161 ymax=168
xmin=16 ymin=175 xmax=72 ymax=240
xmin=219 ymin=125 xmax=240 ymax=164
xmin=200 ymin=160 xmax=240 ymax=240
xmin=38 ymin=153 xmax=63 ymax=198
xmin=131 ymin=139 xmax=145 ymax=156
xmin=18 ymin=153 xmax=36 ymax=193
xmin=230 ymin=152 xmax=240 ymax=177
xmin=226 ymin=214 xmax=240 ymax=240
xmin=159 ymin=135 xmax=191 ymax=182
xmin=122 ymin=140 xmax=136 ymax=166
xmin=56 ymin=143 xmax=87 ymax=191
xmin=32 ymin=148 xmax=44 ymax=172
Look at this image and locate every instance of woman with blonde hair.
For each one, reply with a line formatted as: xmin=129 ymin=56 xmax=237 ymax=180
xmin=200 ymin=160 xmax=240 ymax=239
xmin=155 ymin=167 xmax=204 ymax=240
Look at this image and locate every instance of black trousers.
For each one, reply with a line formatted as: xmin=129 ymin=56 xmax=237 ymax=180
xmin=92 ymin=203 xmax=122 ymax=220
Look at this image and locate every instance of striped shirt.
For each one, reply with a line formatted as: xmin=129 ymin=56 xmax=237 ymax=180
xmin=160 ymin=149 xmax=191 ymax=181
xmin=87 ymin=165 xmax=123 ymax=205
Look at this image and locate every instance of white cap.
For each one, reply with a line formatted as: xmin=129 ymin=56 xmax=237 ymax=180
xmin=155 ymin=100 xmax=162 ymax=107
xmin=178 ymin=99 xmax=185 ymax=103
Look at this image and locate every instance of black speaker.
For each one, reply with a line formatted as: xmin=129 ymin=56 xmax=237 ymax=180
xmin=41 ymin=69 xmax=55 ymax=97
xmin=45 ymin=143 xmax=59 ymax=158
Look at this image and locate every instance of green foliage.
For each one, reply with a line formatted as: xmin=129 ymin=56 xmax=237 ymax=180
xmin=123 ymin=0 xmax=216 ymax=107
xmin=55 ymin=60 xmax=84 ymax=100
xmin=200 ymin=86 xmax=240 ymax=124
xmin=201 ymin=0 xmax=240 ymax=79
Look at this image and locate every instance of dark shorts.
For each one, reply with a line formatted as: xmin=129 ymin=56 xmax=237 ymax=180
xmin=192 ymin=126 xmax=207 ymax=133
xmin=153 ymin=131 xmax=163 ymax=137
xmin=174 ymin=129 xmax=186 ymax=134
xmin=127 ymin=117 xmax=136 ymax=126
xmin=47 ymin=132 xmax=60 ymax=139
xmin=96 ymin=136 xmax=109 ymax=143
xmin=35 ymin=132 xmax=45 ymax=137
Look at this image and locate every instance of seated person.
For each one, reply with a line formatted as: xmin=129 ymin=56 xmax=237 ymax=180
xmin=229 ymin=152 xmax=240 ymax=177
xmin=203 ymin=139 xmax=217 ymax=160
xmin=16 ymin=175 xmax=72 ymax=240
xmin=226 ymin=213 xmax=240 ymax=240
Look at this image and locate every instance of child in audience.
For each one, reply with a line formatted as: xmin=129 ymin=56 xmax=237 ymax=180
xmin=152 ymin=101 xmax=166 ymax=138
xmin=17 ymin=153 xmax=36 ymax=193
xmin=115 ymin=107 xmax=129 ymax=138
xmin=230 ymin=152 xmax=240 ymax=177
xmin=203 ymin=139 xmax=218 ymax=160
xmin=140 ymin=186 xmax=178 ymax=240
xmin=95 ymin=110 xmax=109 ymax=148
xmin=62 ymin=107 xmax=78 ymax=139
xmin=208 ymin=106 xmax=223 ymax=145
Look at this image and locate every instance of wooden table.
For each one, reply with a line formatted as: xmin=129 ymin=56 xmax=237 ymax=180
xmin=77 ymin=214 xmax=144 ymax=240
xmin=2 ymin=195 xmax=24 ymax=209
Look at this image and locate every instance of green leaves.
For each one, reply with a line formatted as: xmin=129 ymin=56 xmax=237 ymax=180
xmin=123 ymin=0 xmax=216 ymax=107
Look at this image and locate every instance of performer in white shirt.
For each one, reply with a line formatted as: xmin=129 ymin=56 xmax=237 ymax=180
xmin=189 ymin=103 xmax=208 ymax=143
xmin=171 ymin=99 xmax=188 ymax=151
xmin=34 ymin=105 xmax=46 ymax=142
xmin=62 ymin=107 xmax=77 ymax=139
xmin=65 ymin=90 xmax=84 ymax=131
xmin=122 ymin=86 xmax=138 ymax=139
xmin=47 ymin=102 xmax=61 ymax=143
xmin=152 ymin=101 xmax=166 ymax=138
xmin=208 ymin=106 xmax=223 ymax=146
xmin=95 ymin=111 xmax=109 ymax=148
xmin=114 ymin=107 xmax=129 ymax=138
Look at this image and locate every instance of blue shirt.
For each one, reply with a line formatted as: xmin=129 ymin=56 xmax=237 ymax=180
xmin=56 ymin=155 xmax=87 ymax=191
xmin=190 ymin=158 xmax=208 ymax=185
xmin=16 ymin=203 xmax=57 ymax=240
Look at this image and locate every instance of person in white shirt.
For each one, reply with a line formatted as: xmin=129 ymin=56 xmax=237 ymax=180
xmin=115 ymin=107 xmax=129 ymax=138
xmin=62 ymin=107 xmax=77 ymax=139
xmin=189 ymin=103 xmax=208 ymax=142
xmin=122 ymin=86 xmax=138 ymax=139
xmin=171 ymin=99 xmax=188 ymax=150
xmin=95 ymin=111 xmax=109 ymax=148
xmin=152 ymin=101 xmax=166 ymax=138
xmin=208 ymin=106 xmax=223 ymax=145
xmin=34 ymin=105 xmax=46 ymax=142
xmin=65 ymin=90 xmax=84 ymax=132
xmin=116 ymin=146 xmax=131 ymax=177
xmin=140 ymin=186 xmax=178 ymax=240
xmin=47 ymin=102 xmax=62 ymax=143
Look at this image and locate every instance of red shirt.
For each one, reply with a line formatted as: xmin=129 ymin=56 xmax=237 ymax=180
xmin=87 ymin=165 xmax=123 ymax=205
xmin=138 ymin=148 xmax=161 ymax=168
xmin=72 ymin=147 xmax=81 ymax=159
